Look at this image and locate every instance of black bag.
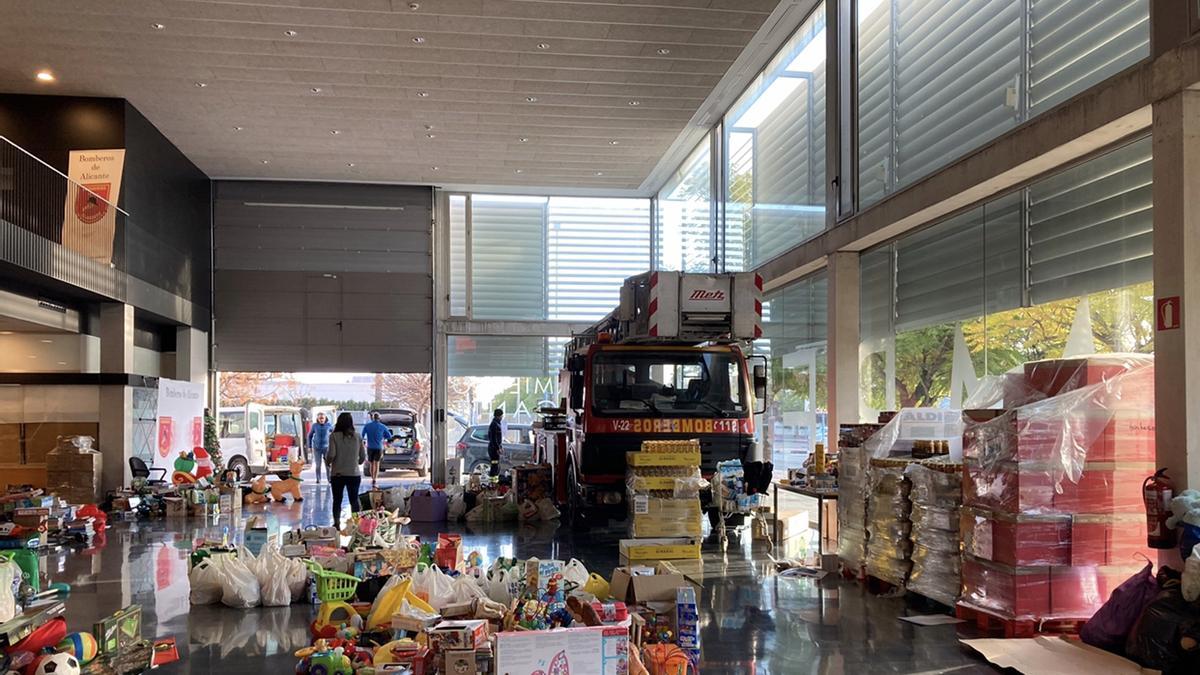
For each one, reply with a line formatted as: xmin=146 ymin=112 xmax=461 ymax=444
xmin=1125 ymin=585 xmax=1200 ymax=673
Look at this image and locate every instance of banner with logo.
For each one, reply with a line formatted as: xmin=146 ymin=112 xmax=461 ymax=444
xmin=61 ymin=149 xmax=125 ymax=263
xmin=155 ymin=378 xmax=204 ymax=473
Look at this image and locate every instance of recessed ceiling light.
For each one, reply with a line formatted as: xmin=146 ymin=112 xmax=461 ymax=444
xmin=233 ymin=126 xmax=244 ymax=131
xmin=261 ymin=159 xmax=270 ymax=164
xmin=194 ymin=81 xmax=207 ymax=88
xmin=408 ymin=2 xmax=420 ymax=9
xmin=595 ymin=171 xmax=604 ymax=176
xmin=412 ymin=36 xmax=426 ymax=44
xmin=346 ymin=162 xmax=355 ymax=167
xmin=39 ymin=339 xmax=52 ymax=344
xmin=284 ymin=29 xmax=298 ymax=37
xmin=609 ymin=140 xmax=620 ymax=145
xmin=657 ymin=48 xmax=671 ymax=55
xmin=416 ymin=91 xmax=429 ymax=97
xmin=0 ymin=331 xmax=12 ymax=335
xmin=424 ymin=124 xmax=434 ymax=130
xmin=515 ymin=169 xmax=524 ymax=174
xmin=57 ymin=361 xmax=66 ymax=366
xmin=526 ymin=96 xmax=539 ymax=102
xmin=310 ymin=87 xmax=322 ymax=93
xmin=431 ymin=166 xmax=439 ymax=171
xmin=537 ymin=43 xmax=550 ymax=50
xmin=35 ymin=70 xmax=55 ymax=83
xmin=628 ymin=100 xmax=641 ymax=106
xmin=426 ymin=133 xmax=436 ymax=139
xmin=519 ymin=137 xmax=528 ymax=142
xmin=330 ymin=129 xmax=340 ymax=135
xmin=151 ymin=22 xmax=165 ymax=30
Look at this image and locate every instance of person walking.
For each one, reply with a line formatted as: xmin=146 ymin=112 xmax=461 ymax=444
xmin=326 ymin=412 xmax=365 ymax=528
xmin=362 ymin=412 xmax=392 ymax=489
xmin=306 ymin=412 xmax=332 ymax=483
xmin=487 ymin=408 xmax=504 ymax=478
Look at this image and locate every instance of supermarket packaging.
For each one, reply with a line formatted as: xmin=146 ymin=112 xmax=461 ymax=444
xmin=628 ymin=496 xmax=701 ymax=538
xmin=610 ymin=564 xmax=692 ymax=604
xmin=865 ymin=458 xmax=914 ymax=586
xmin=961 ymin=556 xmax=1147 ymax=620
xmin=963 ymin=459 xmax=1154 ymax=515
xmin=865 ymin=409 xmax=964 ymax=460
xmin=45 ymin=435 xmax=102 ymax=504
xmin=837 ymin=442 xmax=871 ymax=571
xmin=428 ymin=619 xmax=489 ymax=651
xmin=676 ymin=586 xmax=700 ymax=664
xmin=618 ymin=537 xmax=700 ymax=562
xmin=961 ymin=509 xmax=1149 ymax=567
xmin=905 ymin=462 xmax=963 ymax=606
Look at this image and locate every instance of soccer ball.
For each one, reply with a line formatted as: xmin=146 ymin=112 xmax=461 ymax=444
xmin=33 ymin=652 xmax=80 ymax=675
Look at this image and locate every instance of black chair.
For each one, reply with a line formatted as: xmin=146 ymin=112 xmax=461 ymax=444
xmin=129 ymin=457 xmax=167 ymax=485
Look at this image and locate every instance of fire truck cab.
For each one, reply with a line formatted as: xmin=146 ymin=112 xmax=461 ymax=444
xmin=559 ymin=271 xmax=768 ymax=526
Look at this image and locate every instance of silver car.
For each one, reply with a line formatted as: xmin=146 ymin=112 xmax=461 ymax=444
xmin=454 ymin=423 xmax=535 ymax=474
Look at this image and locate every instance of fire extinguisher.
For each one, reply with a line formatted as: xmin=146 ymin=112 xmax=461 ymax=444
xmin=1143 ymin=468 xmax=1178 ymax=549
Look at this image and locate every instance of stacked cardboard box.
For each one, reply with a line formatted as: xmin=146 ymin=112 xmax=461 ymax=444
xmin=865 ymin=457 xmax=915 ymax=586
xmin=905 ymin=461 xmax=964 ymax=606
xmin=45 ymin=436 xmax=102 ymax=505
xmin=837 ymin=424 xmax=881 ymax=573
xmin=959 ymin=356 xmax=1154 ymax=622
xmin=623 ymin=440 xmax=702 ymax=557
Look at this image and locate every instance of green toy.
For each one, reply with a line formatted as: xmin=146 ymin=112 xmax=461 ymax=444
xmin=0 ymin=549 xmax=39 ymax=593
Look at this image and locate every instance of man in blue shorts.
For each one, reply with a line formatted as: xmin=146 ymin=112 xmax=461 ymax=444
xmin=362 ymin=412 xmax=392 ymax=489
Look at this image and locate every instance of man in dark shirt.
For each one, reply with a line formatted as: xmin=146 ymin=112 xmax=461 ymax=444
xmin=487 ymin=408 xmax=503 ymax=478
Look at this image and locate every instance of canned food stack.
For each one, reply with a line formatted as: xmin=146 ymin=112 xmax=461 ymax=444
xmin=837 ymin=424 xmax=881 ymax=573
xmin=626 ymin=439 xmax=703 ymax=539
xmin=958 ymin=356 xmax=1156 ymax=625
xmin=865 ymin=457 xmax=915 ymax=586
xmin=905 ymin=460 xmax=964 ymax=606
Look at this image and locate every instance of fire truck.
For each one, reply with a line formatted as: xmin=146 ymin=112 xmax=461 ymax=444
xmin=555 ymin=271 xmax=768 ymax=527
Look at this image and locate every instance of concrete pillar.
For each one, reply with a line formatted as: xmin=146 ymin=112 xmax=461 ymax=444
xmin=175 ymin=327 xmax=208 ymax=385
xmin=827 ymin=252 xmax=860 ymax=447
xmin=1152 ymin=90 xmax=1200 ymax=494
xmin=99 ymin=303 xmax=134 ymax=374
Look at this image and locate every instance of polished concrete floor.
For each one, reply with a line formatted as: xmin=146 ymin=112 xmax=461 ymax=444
xmin=49 ymin=479 xmax=1002 ymax=674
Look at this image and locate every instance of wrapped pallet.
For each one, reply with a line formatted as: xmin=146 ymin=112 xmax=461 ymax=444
xmin=837 ymin=443 xmax=871 ymax=572
xmin=626 ymin=440 xmax=703 ymax=540
xmin=905 ymin=461 xmax=964 ymax=606
xmin=865 ymin=458 xmax=914 ymax=586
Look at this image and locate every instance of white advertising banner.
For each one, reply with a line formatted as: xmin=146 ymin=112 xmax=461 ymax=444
xmin=155 ymin=378 xmax=204 ymax=472
xmin=62 ymin=148 xmax=125 ymax=263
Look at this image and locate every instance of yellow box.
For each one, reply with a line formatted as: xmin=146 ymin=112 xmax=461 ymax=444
xmin=619 ymin=537 xmax=701 ymax=561
xmin=640 ymin=439 xmax=701 ymax=454
xmin=626 ymin=451 xmax=701 ymax=468
xmin=630 ymin=518 xmax=702 ymax=538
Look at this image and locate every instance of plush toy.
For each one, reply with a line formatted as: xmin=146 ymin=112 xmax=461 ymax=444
xmin=55 ymin=632 xmax=98 ymax=665
xmin=244 ymin=475 xmax=270 ymax=505
xmin=192 ymin=446 xmax=214 ymax=480
xmin=269 ymin=460 xmax=305 ymax=503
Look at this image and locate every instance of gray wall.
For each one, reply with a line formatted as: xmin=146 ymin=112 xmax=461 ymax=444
xmin=213 ymin=181 xmax=432 ymax=373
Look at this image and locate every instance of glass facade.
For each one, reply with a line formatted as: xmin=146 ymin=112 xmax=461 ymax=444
xmin=656 ymin=139 xmax=713 ymax=273
xmin=857 ymin=0 xmax=1149 ymax=208
xmin=858 ymin=136 xmax=1153 ymax=419
xmin=723 ymin=3 xmax=827 ymax=271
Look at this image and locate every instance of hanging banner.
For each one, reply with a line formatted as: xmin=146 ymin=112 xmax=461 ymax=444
xmin=61 ymin=149 xmax=125 ymax=263
xmin=155 ymin=378 xmax=204 ymax=473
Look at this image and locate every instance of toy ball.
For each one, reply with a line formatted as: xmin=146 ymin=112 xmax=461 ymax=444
xmin=32 ymin=652 xmax=81 ymax=675
xmin=55 ymin=632 xmax=98 ymax=664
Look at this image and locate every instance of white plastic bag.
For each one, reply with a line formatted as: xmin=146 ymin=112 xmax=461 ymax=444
xmin=1184 ymin=547 xmax=1200 ymax=602
xmin=448 ymin=493 xmax=467 ymax=520
xmin=484 ymin=566 xmax=518 ymax=604
xmin=286 ymin=558 xmax=309 ymax=602
xmin=562 ymin=558 xmax=589 ymax=589
xmin=452 ymin=573 xmax=487 ymax=604
xmin=412 ymin=564 xmax=456 ymax=610
xmin=220 ymin=550 xmax=261 ymax=608
xmin=536 ymin=498 xmax=561 ymax=521
xmin=261 ymin=562 xmax=292 ymax=607
xmin=0 ymin=561 xmax=17 ymax=620
xmin=189 ymin=556 xmax=226 ymax=605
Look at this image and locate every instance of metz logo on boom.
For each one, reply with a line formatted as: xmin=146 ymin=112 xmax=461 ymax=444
xmin=689 ymin=289 xmax=725 ymax=301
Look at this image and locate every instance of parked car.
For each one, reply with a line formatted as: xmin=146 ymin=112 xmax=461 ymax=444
xmin=455 ymin=423 xmax=534 ymax=475
xmin=370 ymin=408 xmax=428 ymax=477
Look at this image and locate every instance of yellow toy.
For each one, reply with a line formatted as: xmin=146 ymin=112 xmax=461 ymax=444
xmin=243 ymin=475 xmax=269 ymax=504
xmin=372 ymin=638 xmax=422 ymax=666
xmin=269 ymin=459 xmax=305 ymax=502
xmin=365 ymin=577 xmax=434 ymax=630
xmin=311 ymin=600 xmax=363 ymax=639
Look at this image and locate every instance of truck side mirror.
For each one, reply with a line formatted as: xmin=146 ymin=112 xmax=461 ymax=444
xmin=569 ymin=371 xmax=584 ymax=410
xmin=753 ymin=363 xmax=768 ymax=401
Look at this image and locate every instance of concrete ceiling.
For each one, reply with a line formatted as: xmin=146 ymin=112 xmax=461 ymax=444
xmin=0 ymin=0 xmax=784 ymax=193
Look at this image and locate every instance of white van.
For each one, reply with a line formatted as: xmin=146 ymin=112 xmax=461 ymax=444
xmin=218 ymin=404 xmax=308 ymax=480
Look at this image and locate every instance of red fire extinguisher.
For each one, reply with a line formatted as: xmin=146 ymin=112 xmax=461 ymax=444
xmin=1143 ymin=468 xmax=1177 ymax=549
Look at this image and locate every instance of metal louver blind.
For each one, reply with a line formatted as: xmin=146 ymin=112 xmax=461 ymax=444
xmin=471 ymin=196 xmax=547 ymax=320
xmin=724 ymin=131 xmax=753 ymax=272
xmin=547 ymin=197 xmax=650 ymax=321
xmin=858 ymin=0 xmax=893 ymax=205
xmin=895 ymin=191 xmax=1022 ymax=331
xmin=1029 ymin=0 xmax=1149 ymax=114
xmin=656 ymin=140 xmax=712 ymax=273
xmin=448 ymin=195 xmax=467 ymax=316
xmin=895 ymin=0 xmax=1021 ymax=184
xmin=1028 ymin=136 xmax=1152 ymax=303
xmin=448 ymin=336 xmax=548 ymax=377
xmin=766 ymin=273 xmax=829 ymax=354
xmin=859 ymin=246 xmax=894 ymax=342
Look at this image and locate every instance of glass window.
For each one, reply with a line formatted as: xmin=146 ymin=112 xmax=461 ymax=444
xmin=448 ymin=194 xmax=468 ymax=317
xmin=723 ymin=3 xmax=827 ymax=271
xmin=278 ymin=414 xmax=299 ymax=436
xmin=471 ymin=196 xmax=547 ymax=321
xmin=591 ymin=350 xmax=745 ymax=416
xmin=857 ymin=0 xmax=1149 ymax=209
xmin=220 ymin=412 xmax=246 ymax=437
xmin=759 ymin=272 xmax=828 ymax=476
xmin=657 ymin=139 xmax=713 ymax=273
xmin=264 ymin=415 xmax=277 ymax=436
xmin=547 ymin=197 xmax=651 ymax=321
xmin=858 ymin=136 xmax=1153 ymax=417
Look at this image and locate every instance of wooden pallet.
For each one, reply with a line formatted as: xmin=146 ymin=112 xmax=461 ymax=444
xmin=865 ymin=574 xmax=902 ymax=596
xmin=955 ymin=602 xmax=1088 ymax=639
xmin=839 ymin=561 xmax=866 ymax=581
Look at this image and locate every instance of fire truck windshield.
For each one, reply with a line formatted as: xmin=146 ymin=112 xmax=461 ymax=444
xmin=591 ymin=351 xmax=746 ymax=417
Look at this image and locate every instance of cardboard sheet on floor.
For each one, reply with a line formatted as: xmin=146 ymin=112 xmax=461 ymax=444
xmin=961 ymin=636 xmax=1151 ymax=674
xmin=898 ymin=614 xmax=963 ymax=626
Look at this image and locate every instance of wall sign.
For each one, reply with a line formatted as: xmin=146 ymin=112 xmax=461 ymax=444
xmin=1158 ymin=296 xmax=1182 ymax=331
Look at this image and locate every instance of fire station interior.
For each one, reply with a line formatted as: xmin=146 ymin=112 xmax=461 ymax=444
xmin=0 ymin=1 xmax=1198 ymax=674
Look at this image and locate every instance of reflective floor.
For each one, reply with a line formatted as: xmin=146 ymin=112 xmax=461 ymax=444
xmin=49 ymin=481 xmax=1001 ymax=673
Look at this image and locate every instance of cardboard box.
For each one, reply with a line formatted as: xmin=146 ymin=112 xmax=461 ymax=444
xmin=436 ymin=533 xmax=463 ymax=571
xmin=443 ymin=649 xmax=479 ymax=675
xmin=626 ymin=451 xmax=701 ymax=468
xmin=428 ymin=619 xmax=488 ymax=651
xmin=618 ymin=537 xmax=700 ymax=562
xmin=164 ymin=497 xmax=187 ymax=519
xmin=494 ymin=620 xmax=629 ymax=675
xmin=243 ymin=513 xmax=280 ymax=555
xmin=610 ymin=564 xmax=694 ymax=604
xmin=629 ymin=497 xmax=701 ymax=538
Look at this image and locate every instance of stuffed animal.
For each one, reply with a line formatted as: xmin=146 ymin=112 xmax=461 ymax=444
xmin=243 ymin=475 xmax=269 ymax=505
xmin=171 ymin=451 xmax=198 ymax=486
xmin=269 ymin=460 xmax=305 ymax=502
xmin=192 ymin=446 xmax=214 ymax=480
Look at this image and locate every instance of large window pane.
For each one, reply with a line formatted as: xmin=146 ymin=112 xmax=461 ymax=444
xmin=448 ymin=194 xmax=468 ymax=317
xmin=723 ymin=3 xmax=827 ymax=271
xmin=656 ymin=139 xmax=713 ymax=273
xmin=471 ymin=196 xmax=547 ymax=320
xmin=547 ymin=197 xmax=650 ymax=321
xmin=857 ymin=0 xmax=1149 ymax=209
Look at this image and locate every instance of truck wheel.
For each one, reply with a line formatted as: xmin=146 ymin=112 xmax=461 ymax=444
xmin=227 ymin=457 xmax=249 ymax=482
xmin=566 ymin=464 xmax=590 ymax=532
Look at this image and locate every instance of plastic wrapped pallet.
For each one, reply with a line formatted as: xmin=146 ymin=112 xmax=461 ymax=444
xmin=905 ymin=461 xmax=963 ymax=606
xmin=626 ymin=439 xmax=702 ymax=540
xmin=865 ymin=458 xmax=914 ymax=586
xmin=837 ymin=442 xmax=871 ymax=571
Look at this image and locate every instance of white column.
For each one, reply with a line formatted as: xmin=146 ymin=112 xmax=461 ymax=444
xmin=1152 ymin=91 xmax=1200 ymax=493
xmin=98 ymin=303 xmax=136 ymax=493
xmin=827 ymin=251 xmax=860 ymax=448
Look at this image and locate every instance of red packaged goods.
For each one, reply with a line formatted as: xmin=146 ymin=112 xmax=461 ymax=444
xmin=961 ymin=556 xmax=1051 ymax=619
xmin=964 ymin=460 xmax=1154 ymax=515
xmin=1049 ymin=564 xmax=1149 ymax=617
xmin=963 ymin=409 xmax=1155 ymax=465
xmin=1023 ymin=355 xmax=1153 ymax=401
xmin=962 ymin=510 xmax=1150 ymax=567
xmin=1069 ymin=515 xmax=1149 ymax=568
